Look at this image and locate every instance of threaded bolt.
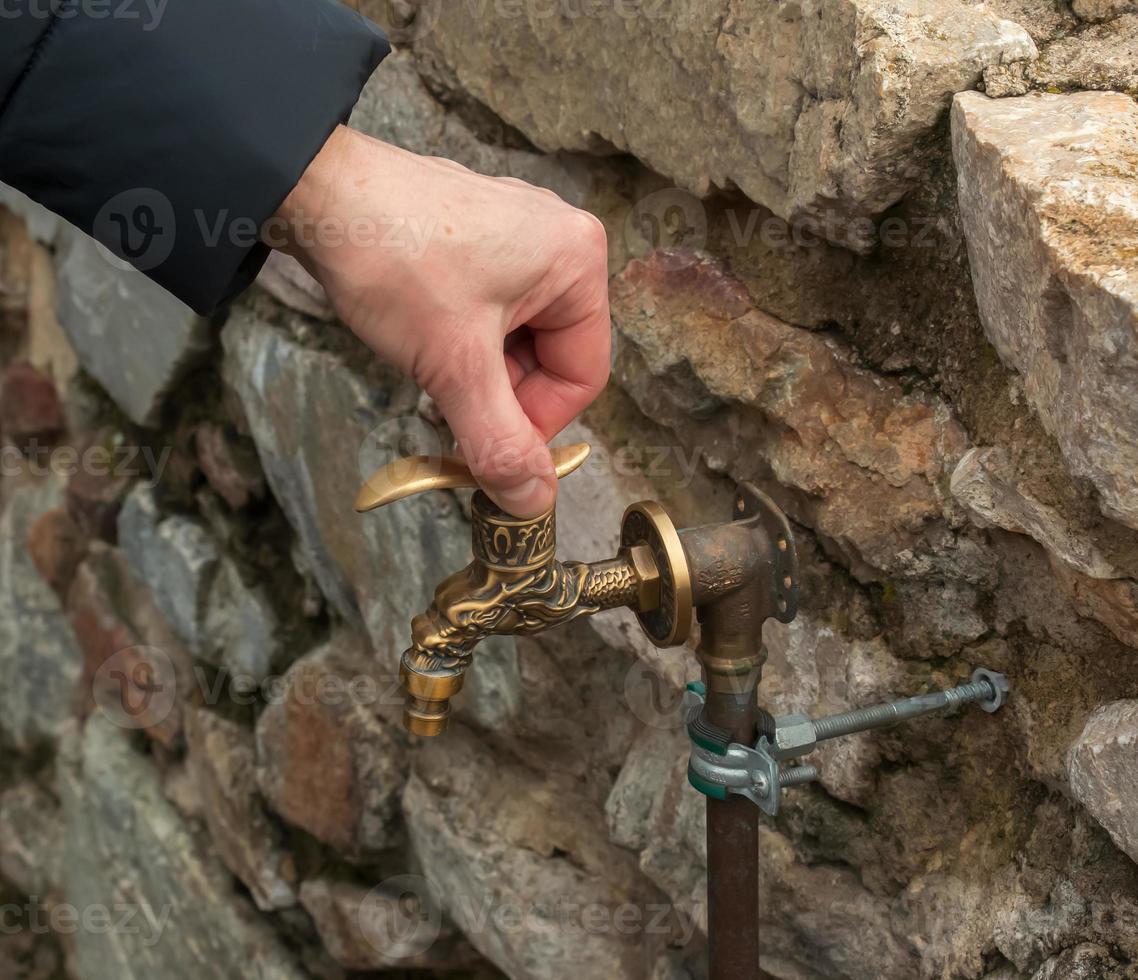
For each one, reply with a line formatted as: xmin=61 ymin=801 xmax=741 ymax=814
xmin=811 ymin=672 xmax=1006 ymax=743
xmin=779 ymin=765 xmax=819 ymax=787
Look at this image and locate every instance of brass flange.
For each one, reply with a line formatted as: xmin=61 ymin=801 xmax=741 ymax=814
xmin=620 ymin=500 xmax=693 ymax=647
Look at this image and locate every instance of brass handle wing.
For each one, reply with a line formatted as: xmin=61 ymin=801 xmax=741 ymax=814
xmin=354 ymin=442 xmax=592 ymax=513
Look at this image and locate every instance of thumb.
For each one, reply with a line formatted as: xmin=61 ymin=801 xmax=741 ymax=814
xmin=429 ymin=345 xmax=556 ymax=518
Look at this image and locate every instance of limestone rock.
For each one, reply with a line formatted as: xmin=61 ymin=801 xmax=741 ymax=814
xmin=57 ymin=715 xmax=306 ymax=980
xmin=605 ymin=725 xmax=706 ymax=931
xmin=54 ymin=229 xmax=212 ymax=427
xmin=983 ymin=14 xmax=1138 ymax=97
xmin=221 ymin=308 xmax=520 ymax=729
xmin=255 ymin=638 xmax=408 ymax=861
xmin=404 ymin=726 xmax=672 ymax=979
xmin=368 ymin=0 xmax=1033 ymax=248
xmin=349 ymin=51 xmax=594 ymax=207
xmin=611 ymin=251 xmax=972 ymax=582
xmin=1049 ymin=555 xmax=1138 ymax=650
xmin=891 ymin=874 xmax=991 ymax=979
xmin=1031 ymin=943 xmax=1132 ymax=979
xmin=184 ymin=707 xmax=297 ymax=911
xmin=1068 ymin=700 xmax=1138 ymax=864
xmin=0 ymin=473 xmax=82 ymax=751
xmin=298 ymin=877 xmax=482 ymax=972
xmin=0 ymin=780 xmax=63 ymax=897
xmin=951 ymin=91 xmax=1138 ymax=529
xmin=952 ymin=446 xmax=1119 ymax=579
xmin=762 ymin=618 xmax=899 ymax=806
xmin=1072 ymin=0 xmax=1137 ymax=21
xmin=758 ymin=827 xmax=915 ymax=980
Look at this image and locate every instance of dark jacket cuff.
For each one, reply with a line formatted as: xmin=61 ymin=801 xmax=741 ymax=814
xmin=0 ymin=0 xmax=390 ymax=314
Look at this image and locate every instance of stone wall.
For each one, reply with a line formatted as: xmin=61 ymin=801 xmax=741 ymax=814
xmin=1 ymin=2 xmax=1137 ymax=978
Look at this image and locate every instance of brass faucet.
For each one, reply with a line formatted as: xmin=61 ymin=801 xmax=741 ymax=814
xmin=354 ymin=442 xmax=799 ymax=737
xmin=357 ymin=442 xmax=798 ymax=980
xmin=354 ymin=442 xmax=1009 ymax=980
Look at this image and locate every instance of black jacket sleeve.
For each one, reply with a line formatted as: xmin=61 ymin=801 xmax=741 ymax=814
xmin=0 ymin=0 xmax=389 ymax=314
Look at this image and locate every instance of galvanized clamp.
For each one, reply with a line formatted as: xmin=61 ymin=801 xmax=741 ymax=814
xmin=684 ymin=668 xmax=1011 ymax=815
xmin=684 ymin=683 xmax=817 ymax=817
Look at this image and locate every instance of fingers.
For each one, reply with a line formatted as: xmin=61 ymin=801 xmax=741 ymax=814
xmin=516 ymin=215 xmax=612 ymax=439
xmin=427 ymin=336 xmax=557 ymax=519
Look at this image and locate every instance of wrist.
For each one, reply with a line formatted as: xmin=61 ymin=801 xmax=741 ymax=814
xmin=265 ymin=125 xmax=356 ymax=260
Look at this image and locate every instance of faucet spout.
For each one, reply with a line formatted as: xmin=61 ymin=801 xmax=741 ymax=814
xmin=396 ymin=490 xmax=671 ymax=735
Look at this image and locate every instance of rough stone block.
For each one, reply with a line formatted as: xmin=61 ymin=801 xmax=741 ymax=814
xmin=255 ymin=638 xmax=408 ymax=861
xmin=298 ymin=877 xmax=482 ymax=972
xmin=350 ymin=51 xmax=594 ymax=207
xmin=0 ymin=780 xmax=63 ymax=898
xmin=0 ymin=473 xmax=82 ymax=751
xmin=57 ymin=715 xmax=307 ymax=980
xmin=610 ymin=251 xmax=972 ymax=582
xmin=952 ymin=91 xmax=1138 ymax=529
xmin=983 ymin=13 xmax=1138 ymax=96
xmin=366 ymin=0 xmax=1033 ymax=247
xmin=117 ymin=485 xmax=280 ymax=681
xmin=0 ymin=362 xmax=65 ymax=446
xmin=404 ymin=726 xmax=670 ymax=979
xmin=54 ymin=229 xmax=212 ymax=427
xmin=1068 ymin=700 xmax=1138 ymax=865
xmin=66 ymin=543 xmax=193 ymax=750
xmin=184 ymin=706 xmax=297 ymax=911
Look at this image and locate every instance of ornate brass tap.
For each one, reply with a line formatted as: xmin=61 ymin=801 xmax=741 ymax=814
xmin=355 ymin=442 xmax=796 ymax=736
xmin=356 ymin=442 xmax=1011 ymax=980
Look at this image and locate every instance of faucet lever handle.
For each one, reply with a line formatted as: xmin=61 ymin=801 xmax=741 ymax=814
xmin=354 ymin=442 xmax=592 ymax=513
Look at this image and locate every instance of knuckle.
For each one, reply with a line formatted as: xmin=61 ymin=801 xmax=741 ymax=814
xmin=570 ymin=209 xmax=609 ymax=253
xmin=472 ymin=436 xmax=546 ymax=487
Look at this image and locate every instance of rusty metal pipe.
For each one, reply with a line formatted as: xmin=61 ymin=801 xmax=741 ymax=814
xmin=694 ymin=549 xmax=768 ymax=980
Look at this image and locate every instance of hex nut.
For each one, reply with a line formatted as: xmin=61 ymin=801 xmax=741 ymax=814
xmin=772 ymin=713 xmax=817 ymax=761
xmin=972 ymin=668 xmax=1010 ymax=713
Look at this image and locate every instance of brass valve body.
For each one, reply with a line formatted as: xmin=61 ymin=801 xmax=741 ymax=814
xmin=355 ymin=443 xmax=797 ymax=737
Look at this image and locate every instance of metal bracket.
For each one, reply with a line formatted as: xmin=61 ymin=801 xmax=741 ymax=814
xmin=683 ymin=668 xmax=1011 ymax=814
xmin=684 ymin=684 xmax=816 ymax=816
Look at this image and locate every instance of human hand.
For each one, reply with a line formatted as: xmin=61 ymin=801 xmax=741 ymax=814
xmin=270 ymin=125 xmax=611 ymax=518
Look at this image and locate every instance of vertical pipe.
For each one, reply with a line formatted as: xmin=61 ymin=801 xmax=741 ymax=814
xmin=707 ymin=775 xmax=760 ymax=980
xmin=699 ymin=590 xmax=762 ymax=980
